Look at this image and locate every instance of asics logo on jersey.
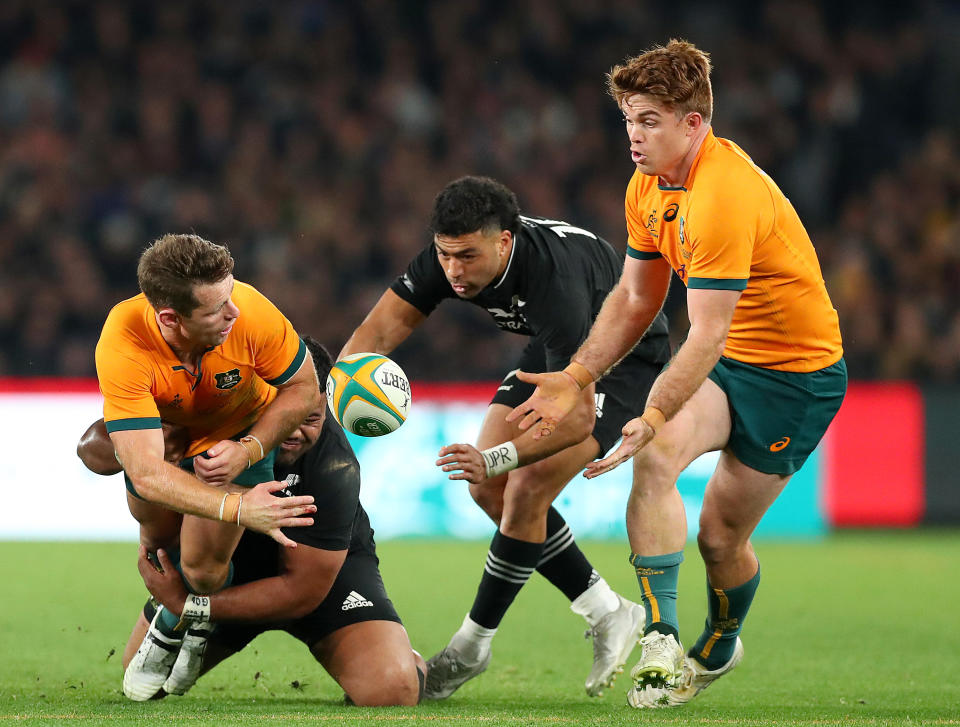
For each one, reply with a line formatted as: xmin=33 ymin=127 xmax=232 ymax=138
xmin=769 ymin=437 xmax=791 ymax=452
xmin=663 ymin=203 xmax=679 ymax=222
xmin=341 ymin=591 xmax=374 ymax=611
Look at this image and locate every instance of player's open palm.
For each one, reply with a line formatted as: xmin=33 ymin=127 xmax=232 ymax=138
xmin=437 ymin=443 xmax=486 ymax=483
xmin=583 ymin=416 xmax=655 ymax=479
xmin=506 ymin=370 xmax=580 ymax=438
xmin=242 ymin=480 xmax=317 ymax=548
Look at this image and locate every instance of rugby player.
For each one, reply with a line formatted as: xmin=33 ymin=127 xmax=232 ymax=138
xmin=508 ymin=40 xmax=847 ymax=707
xmin=93 ymin=233 xmax=320 ymax=700
xmin=339 ymin=176 xmax=672 ymax=698
xmin=80 ymin=339 xmax=426 ymax=706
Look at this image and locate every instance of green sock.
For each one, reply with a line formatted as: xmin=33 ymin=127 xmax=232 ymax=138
xmin=690 ymin=566 xmax=760 ymax=670
xmin=629 ymin=551 xmax=684 ymax=638
xmin=154 ymin=556 xmax=233 ymax=639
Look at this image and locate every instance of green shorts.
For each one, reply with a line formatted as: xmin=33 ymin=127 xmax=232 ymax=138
xmin=707 ymin=356 xmax=847 ymax=476
xmin=124 ymin=447 xmax=276 ymax=500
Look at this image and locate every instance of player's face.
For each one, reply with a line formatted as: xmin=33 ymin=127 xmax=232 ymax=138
xmin=180 ymin=276 xmax=239 ymax=347
xmin=275 ymin=402 xmax=326 ymax=467
xmin=434 ymin=229 xmax=510 ymax=299
xmin=621 ymin=94 xmax=699 ymax=184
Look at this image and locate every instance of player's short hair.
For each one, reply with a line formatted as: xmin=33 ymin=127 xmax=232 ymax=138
xmin=303 ymin=336 xmax=333 ymax=391
xmin=430 ymin=176 xmax=520 ymax=238
xmin=137 ymin=233 xmax=235 ymax=315
xmin=607 ymin=39 xmax=713 ymax=122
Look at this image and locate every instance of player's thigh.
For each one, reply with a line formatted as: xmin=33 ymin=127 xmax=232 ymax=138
xmin=311 ymin=620 xmax=420 ymax=706
xmin=700 ymin=452 xmax=789 ymax=544
xmin=632 ymin=376 xmax=732 ymax=487
xmin=126 ymin=492 xmax=182 ymax=551
xmin=502 ymin=434 xmax=600 ymax=508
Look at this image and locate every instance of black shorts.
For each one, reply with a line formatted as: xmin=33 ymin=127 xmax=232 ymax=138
xmin=491 ymin=341 xmax=664 ymax=456
xmin=146 ymin=550 xmax=403 ymax=653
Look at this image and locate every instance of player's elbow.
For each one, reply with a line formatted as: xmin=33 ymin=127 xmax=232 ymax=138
xmin=76 ymin=439 xmax=120 ymax=476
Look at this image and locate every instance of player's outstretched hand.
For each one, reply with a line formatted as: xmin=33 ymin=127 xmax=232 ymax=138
xmin=437 ymin=443 xmax=486 ymax=484
xmin=583 ymin=416 xmax=655 ymax=479
xmin=137 ymin=546 xmax=187 ymax=614
xmin=194 ymin=439 xmax=249 ymax=485
xmin=505 ymin=370 xmax=580 ymax=439
xmin=242 ymin=480 xmax=317 ymax=548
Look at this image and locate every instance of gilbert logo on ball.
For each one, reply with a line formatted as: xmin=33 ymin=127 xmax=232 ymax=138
xmin=326 ymin=353 xmax=412 ymax=437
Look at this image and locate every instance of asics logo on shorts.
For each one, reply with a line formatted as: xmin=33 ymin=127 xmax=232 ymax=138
xmin=341 ymin=591 xmax=374 ymax=611
xmin=769 ymin=437 xmax=791 ymax=452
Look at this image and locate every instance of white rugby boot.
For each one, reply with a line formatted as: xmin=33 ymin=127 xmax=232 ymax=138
xmin=162 ymin=624 xmax=212 ymax=695
xmin=584 ymin=595 xmax=645 ymax=696
xmin=629 ymin=630 xmax=684 ymax=689
xmin=122 ymin=606 xmax=182 ymax=701
xmin=627 ymin=637 xmax=744 ymax=708
xmin=423 ymin=646 xmax=492 ymax=700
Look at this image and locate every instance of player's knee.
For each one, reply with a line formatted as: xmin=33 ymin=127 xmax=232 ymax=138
xmin=502 ymin=468 xmax=556 ymax=513
xmin=469 ymin=478 xmax=505 ymax=522
xmin=631 ymin=438 xmax=685 ymax=492
xmin=347 ymin=661 xmax=421 ymax=706
xmin=179 ymin=560 xmax=229 ymax=594
xmin=696 ymin=520 xmax=741 ymax=566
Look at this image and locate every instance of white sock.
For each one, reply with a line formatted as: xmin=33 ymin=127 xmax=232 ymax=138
xmin=570 ymin=577 xmax=621 ymax=627
xmin=448 ymin=614 xmax=497 ymax=663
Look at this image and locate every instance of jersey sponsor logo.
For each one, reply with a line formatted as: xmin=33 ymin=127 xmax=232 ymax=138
xmin=594 ymin=392 xmax=606 ymax=419
xmin=663 ymin=203 xmax=679 ymax=222
xmin=769 ymin=436 xmax=791 ymax=452
xmin=400 ymin=273 xmax=415 ymax=294
xmin=679 ymin=216 xmax=686 ymax=245
xmin=214 ymin=369 xmax=242 ymax=390
xmin=169 ymin=393 xmax=183 ymax=409
xmin=645 ymin=209 xmax=659 ymax=235
xmin=341 ymin=590 xmax=374 ymax=611
xmin=486 ymin=295 xmax=529 ymax=332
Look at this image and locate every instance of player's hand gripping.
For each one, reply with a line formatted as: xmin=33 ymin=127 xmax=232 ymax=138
xmin=583 ymin=416 xmax=656 ymax=478
xmin=193 ymin=439 xmax=250 ymax=485
xmin=437 ymin=443 xmax=487 ymax=484
xmin=505 ymin=370 xmax=581 ymax=439
xmin=241 ymin=480 xmax=317 ymax=548
xmin=137 ymin=546 xmax=188 ymax=615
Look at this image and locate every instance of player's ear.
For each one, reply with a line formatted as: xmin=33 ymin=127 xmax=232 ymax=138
xmin=684 ymin=111 xmax=703 ymax=134
xmin=500 ymin=230 xmax=512 ymax=256
xmin=156 ymin=307 xmax=180 ymax=330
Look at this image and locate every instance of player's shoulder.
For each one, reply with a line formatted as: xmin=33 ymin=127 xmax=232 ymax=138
xmin=99 ymin=293 xmax=151 ymax=345
xmin=231 ymin=280 xmax=271 ymax=306
xmin=699 ymin=134 xmax=773 ymax=198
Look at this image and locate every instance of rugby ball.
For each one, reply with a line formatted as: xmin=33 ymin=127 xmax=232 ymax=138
xmin=326 ymin=353 xmax=411 ymax=436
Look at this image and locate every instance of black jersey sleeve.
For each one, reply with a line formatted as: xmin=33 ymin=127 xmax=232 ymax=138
xmin=279 ymin=418 xmax=361 ymax=551
xmin=388 ymin=244 xmax=452 ymax=316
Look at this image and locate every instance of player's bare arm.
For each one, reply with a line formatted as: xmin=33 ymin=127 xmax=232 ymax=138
xmin=338 ymin=289 xmax=427 ymax=359
xmin=78 ymin=419 xmax=189 ymax=476
xmin=437 ymin=383 xmax=596 ymax=484
xmin=585 ymin=286 xmax=740 ymax=478
xmin=194 ymin=351 xmax=321 ymax=485
xmin=110 ymin=428 xmax=317 ymax=548
xmin=139 ymin=544 xmax=346 ymax=622
xmin=508 ymin=256 xmax=672 ymax=435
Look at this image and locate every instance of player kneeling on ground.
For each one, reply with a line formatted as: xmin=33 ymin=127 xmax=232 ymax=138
xmin=78 ymin=338 xmax=425 ymax=706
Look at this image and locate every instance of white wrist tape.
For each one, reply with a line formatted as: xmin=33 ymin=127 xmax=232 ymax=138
xmin=481 ymin=441 xmax=519 ymax=479
xmin=176 ymin=593 xmax=212 ymax=630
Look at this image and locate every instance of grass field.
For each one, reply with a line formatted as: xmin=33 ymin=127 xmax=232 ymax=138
xmin=2 ymin=532 xmax=959 ymax=726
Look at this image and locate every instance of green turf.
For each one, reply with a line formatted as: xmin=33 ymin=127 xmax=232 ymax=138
xmin=1 ymin=532 xmax=958 ymax=726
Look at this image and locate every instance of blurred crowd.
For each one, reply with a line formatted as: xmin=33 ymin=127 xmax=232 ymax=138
xmin=1 ymin=0 xmax=959 ymax=381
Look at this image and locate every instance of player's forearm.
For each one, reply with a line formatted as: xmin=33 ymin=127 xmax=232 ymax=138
xmin=339 ymin=289 xmax=425 ymax=359
xmin=124 ymin=459 xmax=230 ymax=519
xmin=246 ymin=379 xmax=321 ymax=454
xmin=573 ymin=282 xmax=662 ymax=382
xmin=646 ymin=324 xmax=727 ymax=421
xmin=209 ymin=573 xmax=332 ymax=622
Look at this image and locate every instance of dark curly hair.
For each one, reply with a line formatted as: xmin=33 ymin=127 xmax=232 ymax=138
xmin=429 ymin=176 xmax=520 ymax=238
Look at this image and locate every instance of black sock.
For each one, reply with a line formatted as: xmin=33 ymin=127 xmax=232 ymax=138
xmin=535 ymin=506 xmax=596 ymax=602
xmin=468 ymin=530 xmax=545 ymax=629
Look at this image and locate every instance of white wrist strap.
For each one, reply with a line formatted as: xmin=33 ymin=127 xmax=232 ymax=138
xmin=175 ymin=593 xmax=212 ymax=630
xmin=481 ymin=441 xmax=519 ymax=479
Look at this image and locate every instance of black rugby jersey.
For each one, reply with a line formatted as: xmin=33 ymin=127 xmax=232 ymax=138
xmin=391 ymin=215 xmax=670 ymax=371
xmin=231 ymin=415 xmax=375 ymax=582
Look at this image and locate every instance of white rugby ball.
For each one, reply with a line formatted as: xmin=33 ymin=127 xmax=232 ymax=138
xmin=325 ymin=353 xmax=411 ymax=436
